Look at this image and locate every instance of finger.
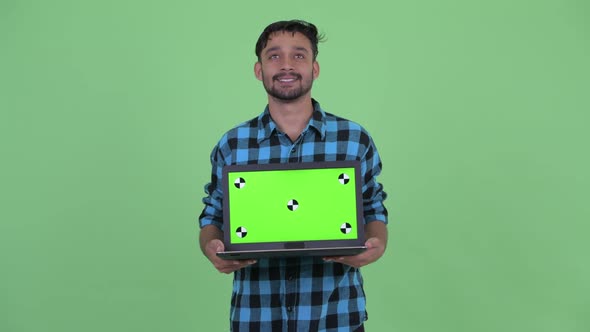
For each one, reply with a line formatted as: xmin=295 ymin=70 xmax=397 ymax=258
xmin=216 ymin=261 xmax=239 ymax=273
xmin=205 ymin=243 xmax=223 ymax=258
xmin=323 ymin=256 xmax=344 ymax=262
xmin=220 ymin=259 xmax=255 ymax=267
xmin=210 ymin=239 xmax=225 ymax=252
xmin=219 ymin=259 xmax=257 ymax=273
xmin=336 ymin=257 xmax=361 ymax=268
xmin=222 ymin=259 xmax=256 ymax=268
xmin=365 ymin=237 xmax=378 ymax=249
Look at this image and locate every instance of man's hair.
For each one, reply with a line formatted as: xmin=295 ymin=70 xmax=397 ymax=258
xmin=255 ymin=20 xmax=324 ymax=61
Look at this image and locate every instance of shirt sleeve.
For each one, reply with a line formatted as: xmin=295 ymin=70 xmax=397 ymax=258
xmin=198 ymin=144 xmax=225 ymax=230
xmin=360 ymin=136 xmax=388 ymax=224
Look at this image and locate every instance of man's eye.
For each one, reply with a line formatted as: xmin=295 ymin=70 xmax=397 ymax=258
xmin=269 ymin=55 xmax=279 ymax=59
xmin=295 ymin=54 xmax=304 ymax=59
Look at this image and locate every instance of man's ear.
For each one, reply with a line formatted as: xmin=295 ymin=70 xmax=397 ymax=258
xmin=254 ymin=61 xmax=263 ymax=81
xmin=313 ymin=61 xmax=320 ymax=80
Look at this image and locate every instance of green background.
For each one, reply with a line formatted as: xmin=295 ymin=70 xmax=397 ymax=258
xmin=228 ymin=167 xmax=358 ymax=243
xmin=1 ymin=0 xmax=589 ymax=331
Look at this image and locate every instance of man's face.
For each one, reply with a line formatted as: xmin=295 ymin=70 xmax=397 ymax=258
xmin=255 ymin=31 xmax=320 ymax=102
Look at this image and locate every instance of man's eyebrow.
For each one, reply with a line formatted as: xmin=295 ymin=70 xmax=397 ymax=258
xmin=264 ymin=46 xmax=310 ymax=54
xmin=293 ymin=46 xmax=309 ymax=53
xmin=264 ymin=46 xmax=281 ymax=54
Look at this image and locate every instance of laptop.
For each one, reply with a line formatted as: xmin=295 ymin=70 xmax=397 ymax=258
xmin=216 ymin=160 xmax=366 ymax=260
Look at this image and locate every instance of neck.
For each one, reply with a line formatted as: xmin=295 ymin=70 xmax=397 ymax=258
xmin=267 ymin=95 xmax=314 ymax=142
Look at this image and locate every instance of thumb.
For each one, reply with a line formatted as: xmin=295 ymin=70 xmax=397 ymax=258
xmin=365 ymin=237 xmax=378 ymax=249
xmin=208 ymin=239 xmax=225 ymax=253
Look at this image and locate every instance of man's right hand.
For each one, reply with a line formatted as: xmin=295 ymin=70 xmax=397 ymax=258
xmin=204 ymin=239 xmax=257 ymax=274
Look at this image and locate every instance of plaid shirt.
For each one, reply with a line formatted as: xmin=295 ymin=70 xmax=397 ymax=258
xmin=199 ymin=100 xmax=388 ymax=332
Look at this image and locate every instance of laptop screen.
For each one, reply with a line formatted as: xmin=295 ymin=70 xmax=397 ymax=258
xmin=222 ymin=161 xmax=363 ymax=247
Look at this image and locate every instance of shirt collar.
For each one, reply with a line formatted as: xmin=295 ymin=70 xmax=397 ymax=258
xmin=257 ymin=98 xmax=327 ymax=143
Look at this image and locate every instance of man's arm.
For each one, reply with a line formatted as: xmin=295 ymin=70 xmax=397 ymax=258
xmin=200 ymin=225 xmax=256 ymax=274
xmin=324 ymin=221 xmax=388 ymax=268
xmin=199 ymin=144 xmax=256 ymax=274
xmin=325 ymin=130 xmax=389 ymax=268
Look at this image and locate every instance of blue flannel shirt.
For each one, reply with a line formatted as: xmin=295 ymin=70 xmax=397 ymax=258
xmin=199 ymin=100 xmax=388 ymax=332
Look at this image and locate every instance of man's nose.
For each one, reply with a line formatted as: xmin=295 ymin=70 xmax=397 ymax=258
xmin=280 ymin=57 xmax=294 ymax=70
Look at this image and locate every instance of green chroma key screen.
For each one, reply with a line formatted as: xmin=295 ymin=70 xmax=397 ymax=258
xmin=227 ymin=166 xmax=359 ymax=244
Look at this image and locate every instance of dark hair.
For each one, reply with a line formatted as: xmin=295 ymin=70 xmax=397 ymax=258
xmin=255 ymin=20 xmax=325 ymax=61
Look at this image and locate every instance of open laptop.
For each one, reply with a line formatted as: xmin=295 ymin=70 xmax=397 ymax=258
xmin=216 ymin=160 xmax=366 ymax=260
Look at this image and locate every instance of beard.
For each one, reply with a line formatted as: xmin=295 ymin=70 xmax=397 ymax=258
xmin=262 ymin=71 xmax=314 ymax=102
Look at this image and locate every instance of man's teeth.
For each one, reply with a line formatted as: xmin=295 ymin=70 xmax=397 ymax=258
xmin=279 ymin=78 xmax=296 ymax=82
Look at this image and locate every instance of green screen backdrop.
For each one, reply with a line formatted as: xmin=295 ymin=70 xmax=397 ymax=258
xmin=1 ymin=0 xmax=589 ymax=331
xmin=227 ymin=167 xmax=358 ymax=243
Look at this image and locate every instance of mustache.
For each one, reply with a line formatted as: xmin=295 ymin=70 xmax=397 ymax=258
xmin=273 ymin=73 xmax=302 ymax=80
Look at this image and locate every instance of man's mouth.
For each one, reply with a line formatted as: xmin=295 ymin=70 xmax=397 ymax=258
xmin=274 ymin=74 xmax=301 ymax=83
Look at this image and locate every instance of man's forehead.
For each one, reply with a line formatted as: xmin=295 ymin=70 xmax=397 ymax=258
xmin=264 ymin=31 xmax=312 ymax=51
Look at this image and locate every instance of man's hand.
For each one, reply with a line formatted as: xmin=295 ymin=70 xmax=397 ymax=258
xmin=323 ymin=237 xmax=385 ymax=268
xmin=204 ymin=239 xmax=256 ymax=274
xmin=200 ymin=225 xmax=256 ymax=274
xmin=323 ymin=221 xmax=387 ymax=268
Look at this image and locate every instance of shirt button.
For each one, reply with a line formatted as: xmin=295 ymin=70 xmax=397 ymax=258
xmin=287 ymin=306 xmax=293 ymax=312
xmin=287 ymin=275 xmax=294 ymax=281
xmin=291 ymin=148 xmax=296 ymax=153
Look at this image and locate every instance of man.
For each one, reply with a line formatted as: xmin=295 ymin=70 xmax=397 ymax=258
xmin=199 ymin=20 xmax=388 ymax=332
